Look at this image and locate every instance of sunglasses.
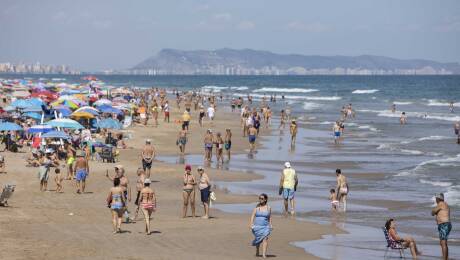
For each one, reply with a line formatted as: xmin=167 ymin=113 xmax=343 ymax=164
xmin=259 ymin=197 xmax=265 ymax=200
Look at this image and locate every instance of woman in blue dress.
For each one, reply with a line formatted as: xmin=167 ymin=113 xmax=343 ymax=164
xmin=249 ymin=193 xmax=272 ymax=258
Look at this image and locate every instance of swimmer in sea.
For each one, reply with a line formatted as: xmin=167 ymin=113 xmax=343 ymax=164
xmin=400 ymin=112 xmax=407 ymax=125
xmin=333 ymin=121 xmax=341 ymax=145
xmin=391 ymin=104 xmax=396 ymax=113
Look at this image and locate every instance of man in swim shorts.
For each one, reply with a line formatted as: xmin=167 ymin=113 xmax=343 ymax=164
xmin=141 ymin=139 xmax=155 ymax=177
xmin=333 ymin=121 xmax=341 ymax=145
xmin=248 ymin=124 xmax=257 ymax=152
xmin=432 ymin=193 xmax=451 ymax=260
xmin=75 ymin=151 xmax=89 ymax=194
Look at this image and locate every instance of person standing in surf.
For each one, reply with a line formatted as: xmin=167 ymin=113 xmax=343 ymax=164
xmin=335 ymin=169 xmax=349 ymax=212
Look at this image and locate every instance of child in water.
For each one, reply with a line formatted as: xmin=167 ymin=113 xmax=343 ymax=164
xmin=329 ymin=189 xmax=339 ymax=211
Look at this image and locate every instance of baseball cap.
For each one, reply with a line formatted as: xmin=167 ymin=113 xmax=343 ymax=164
xmin=197 ymin=166 xmax=204 ymax=171
xmin=284 ymin=162 xmax=291 ymax=168
xmin=115 ymin=165 xmax=124 ymax=170
xmin=144 ymin=178 xmax=151 ymax=184
xmin=435 ymin=193 xmax=444 ymax=201
xmin=146 ymin=139 xmax=151 ymax=144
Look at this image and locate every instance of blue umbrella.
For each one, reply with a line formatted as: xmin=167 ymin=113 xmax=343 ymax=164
xmin=10 ymin=98 xmax=44 ymax=108
xmin=99 ymin=106 xmax=122 ymax=115
xmin=42 ymin=130 xmax=70 ymax=139
xmin=46 ymin=118 xmax=84 ymax=129
xmin=53 ymin=107 xmax=72 ymax=117
xmin=97 ymin=118 xmax=122 ymax=129
xmin=0 ymin=122 xmax=23 ymax=131
xmin=28 ymin=124 xmax=53 ymax=133
xmin=24 ymin=112 xmax=42 ymax=120
xmin=23 ymin=106 xmax=43 ymax=112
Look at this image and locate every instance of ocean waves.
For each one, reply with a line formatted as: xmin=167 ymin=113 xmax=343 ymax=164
xmin=352 ymin=89 xmax=379 ymax=94
xmin=253 ymin=87 xmax=319 ymax=93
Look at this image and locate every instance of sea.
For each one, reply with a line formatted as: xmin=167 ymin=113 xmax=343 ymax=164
xmin=2 ymin=74 xmax=460 ymax=259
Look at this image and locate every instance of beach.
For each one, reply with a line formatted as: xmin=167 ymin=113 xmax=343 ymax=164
xmin=0 ymin=74 xmax=459 ymax=260
xmin=0 ymin=100 xmax=339 ymax=260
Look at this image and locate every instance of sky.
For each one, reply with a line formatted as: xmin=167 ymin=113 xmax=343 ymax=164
xmin=0 ymin=0 xmax=459 ymax=71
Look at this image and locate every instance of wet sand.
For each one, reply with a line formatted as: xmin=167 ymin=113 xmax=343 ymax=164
xmin=0 ymin=106 xmax=339 ymax=260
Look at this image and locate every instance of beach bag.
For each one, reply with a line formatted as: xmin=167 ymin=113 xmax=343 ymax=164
xmin=209 ymin=191 xmax=216 ymax=207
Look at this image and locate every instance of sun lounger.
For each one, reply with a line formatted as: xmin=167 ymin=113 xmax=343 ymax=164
xmin=0 ymin=184 xmax=15 ymax=207
xmin=382 ymin=227 xmax=406 ymax=259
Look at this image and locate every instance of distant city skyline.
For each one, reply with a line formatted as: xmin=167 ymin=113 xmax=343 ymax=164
xmin=1 ymin=0 xmax=459 ymax=71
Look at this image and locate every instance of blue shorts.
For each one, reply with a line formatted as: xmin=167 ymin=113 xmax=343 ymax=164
xmin=200 ymin=186 xmax=211 ymax=203
xmin=282 ymin=188 xmax=295 ymax=200
xmin=438 ymin=222 xmax=452 ymax=241
xmin=76 ymin=169 xmax=87 ymax=182
xmin=334 ymin=131 xmax=341 ymax=137
xmin=249 ymin=135 xmax=256 ymax=143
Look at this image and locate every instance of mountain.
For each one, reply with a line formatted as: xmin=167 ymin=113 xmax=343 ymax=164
xmin=131 ymin=48 xmax=460 ymax=75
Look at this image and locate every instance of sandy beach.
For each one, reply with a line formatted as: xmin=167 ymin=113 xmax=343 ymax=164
xmin=0 ymin=103 xmax=340 ymax=260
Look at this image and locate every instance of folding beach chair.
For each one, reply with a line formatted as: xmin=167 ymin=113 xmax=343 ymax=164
xmin=0 ymin=184 xmax=15 ymax=207
xmin=382 ymin=227 xmax=406 ymax=259
xmin=100 ymin=146 xmax=115 ymax=163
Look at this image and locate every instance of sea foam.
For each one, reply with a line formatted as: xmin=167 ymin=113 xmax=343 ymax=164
xmin=253 ymin=87 xmax=319 ymax=93
xmin=352 ymin=89 xmax=379 ymax=94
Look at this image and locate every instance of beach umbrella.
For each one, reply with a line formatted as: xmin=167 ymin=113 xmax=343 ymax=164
xmin=99 ymin=106 xmax=122 ymax=115
xmin=0 ymin=122 xmax=23 ymax=131
xmin=11 ymin=99 xmax=35 ymax=108
xmin=11 ymin=90 xmax=30 ymax=98
xmin=22 ymin=106 xmax=43 ymax=112
xmin=28 ymin=124 xmax=53 ymax=133
xmin=42 ymin=130 xmax=70 ymax=139
xmin=53 ymin=107 xmax=72 ymax=117
xmin=96 ymin=118 xmax=122 ymax=129
xmin=71 ymin=111 xmax=95 ymax=119
xmin=51 ymin=99 xmax=79 ymax=110
xmin=75 ymin=106 xmax=99 ymax=115
xmin=94 ymin=98 xmax=112 ymax=106
xmin=24 ymin=112 xmax=42 ymax=120
xmin=46 ymin=118 xmax=84 ymax=129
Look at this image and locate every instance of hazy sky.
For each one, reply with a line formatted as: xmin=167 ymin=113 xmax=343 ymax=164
xmin=1 ymin=0 xmax=459 ymax=71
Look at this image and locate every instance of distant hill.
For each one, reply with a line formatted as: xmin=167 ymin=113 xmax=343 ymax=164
xmin=131 ymin=48 xmax=460 ymax=75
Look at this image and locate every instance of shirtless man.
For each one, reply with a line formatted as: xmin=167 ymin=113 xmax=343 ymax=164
xmin=204 ymin=129 xmax=214 ymax=162
xmin=106 ymin=165 xmax=132 ymax=222
xmin=177 ymin=126 xmax=187 ymax=155
xmin=335 ymin=169 xmax=349 ymax=212
xmin=248 ymin=124 xmax=258 ymax=152
xmin=279 ymin=110 xmax=286 ymax=130
xmin=391 ymin=104 xmax=396 ymax=113
xmin=400 ymin=112 xmax=407 ymax=125
xmin=141 ymin=139 xmax=155 ymax=178
xmin=75 ymin=151 xmax=89 ymax=194
xmin=66 ymin=143 xmax=76 ymax=180
xmin=432 ymin=193 xmax=451 ymax=260
xmin=333 ymin=121 xmax=341 ymax=145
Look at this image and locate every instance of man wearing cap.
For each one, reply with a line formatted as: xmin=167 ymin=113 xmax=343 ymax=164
xmin=141 ymin=139 xmax=155 ymax=178
xmin=279 ymin=162 xmax=298 ymax=216
xmin=432 ymin=193 xmax=451 ymax=260
xmin=75 ymin=150 xmax=89 ymax=194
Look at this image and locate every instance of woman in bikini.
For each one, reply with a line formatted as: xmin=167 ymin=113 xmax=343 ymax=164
xmin=107 ymin=177 xmax=126 ymax=234
xmin=139 ymin=178 xmax=156 ymax=235
xmin=215 ymin=132 xmax=224 ymax=165
xmin=182 ymin=165 xmax=196 ymax=218
xmin=151 ymin=99 xmax=159 ymax=127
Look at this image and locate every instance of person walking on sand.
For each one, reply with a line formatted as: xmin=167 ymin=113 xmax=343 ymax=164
xmin=139 ymin=178 xmax=156 ymax=235
xmin=250 ymin=193 xmax=272 ymax=258
xmin=182 ymin=164 xmax=196 ymax=218
xmin=336 ymin=169 xmax=349 ymax=212
xmin=182 ymin=111 xmax=191 ymax=131
xmin=290 ymin=119 xmax=297 ymax=146
xmin=163 ymin=100 xmax=170 ymax=123
xmin=224 ymin=128 xmax=232 ymax=161
xmin=204 ymin=129 xmax=213 ymax=162
xmin=151 ymin=99 xmax=159 ymax=127
xmin=107 ymin=177 xmax=125 ymax=234
xmin=141 ymin=139 xmax=155 ymax=178
xmin=38 ymin=151 xmax=57 ymax=192
xmin=432 ymin=193 xmax=451 ymax=260
xmin=65 ymin=143 xmax=76 ymax=180
xmin=177 ymin=126 xmax=187 ymax=155
xmin=75 ymin=151 xmax=89 ymax=194
xmin=279 ymin=162 xmax=298 ymax=216
xmin=248 ymin=124 xmax=258 ymax=152
xmin=134 ymin=168 xmax=146 ymax=221
xmin=106 ymin=165 xmax=132 ymax=222
xmin=198 ymin=166 xmax=211 ymax=219
xmin=215 ymin=132 xmax=224 ymax=165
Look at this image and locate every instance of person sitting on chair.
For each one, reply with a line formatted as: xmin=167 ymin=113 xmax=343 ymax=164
xmin=385 ymin=218 xmax=421 ymax=258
